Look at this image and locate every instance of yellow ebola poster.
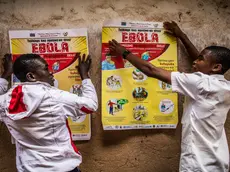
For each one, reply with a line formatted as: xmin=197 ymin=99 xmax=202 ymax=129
xmin=9 ymin=29 xmax=91 ymax=140
xmin=102 ymin=21 xmax=178 ymax=130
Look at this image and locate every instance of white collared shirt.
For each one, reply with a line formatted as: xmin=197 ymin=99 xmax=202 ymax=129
xmin=171 ymin=72 xmax=230 ymax=172
xmin=0 ymin=79 xmax=98 ymax=172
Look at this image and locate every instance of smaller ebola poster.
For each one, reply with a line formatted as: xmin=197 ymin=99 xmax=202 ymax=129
xmin=102 ymin=21 xmax=178 ymax=130
xmin=9 ymin=29 xmax=91 ymax=140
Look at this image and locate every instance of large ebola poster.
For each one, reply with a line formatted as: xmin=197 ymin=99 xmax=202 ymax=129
xmin=102 ymin=21 xmax=178 ymax=130
xmin=9 ymin=29 xmax=91 ymax=140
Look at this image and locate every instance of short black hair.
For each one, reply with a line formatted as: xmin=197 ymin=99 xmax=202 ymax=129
xmin=13 ymin=54 xmax=43 ymax=82
xmin=205 ymin=46 xmax=230 ymax=74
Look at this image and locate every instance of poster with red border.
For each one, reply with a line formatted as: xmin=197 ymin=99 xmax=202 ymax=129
xmin=102 ymin=21 xmax=178 ymax=130
xmin=9 ymin=29 xmax=91 ymax=140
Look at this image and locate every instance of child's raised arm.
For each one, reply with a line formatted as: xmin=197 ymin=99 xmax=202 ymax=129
xmin=52 ymin=54 xmax=98 ymax=118
xmin=109 ymin=39 xmax=172 ymax=84
xmin=163 ymin=21 xmax=199 ymax=61
xmin=1 ymin=54 xmax=13 ymax=80
xmin=0 ymin=54 xmax=13 ymax=95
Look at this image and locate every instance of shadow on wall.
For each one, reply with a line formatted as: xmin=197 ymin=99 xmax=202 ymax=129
xmin=101 ymin=126 xmax=182 ymax=146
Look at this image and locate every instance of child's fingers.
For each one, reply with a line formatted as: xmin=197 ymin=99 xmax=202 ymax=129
xmin=163 ymin=21 xmax=170 ymax=26
xmin=76 ymin=53 xmax=81 ymax=64
xmin=109 ymin=46 xmax=115 ymax=51
xmin=164 ymin=30 xmax=174 ymax=35
xmin=109 ymin=41 xmax=114 ymax=47
xmin=108 ymin=41 xmax=114 ymax=46
xmin=172 ymin=21 xmax=177 ymax=25
xmin=4 ymin=54 xmax=11 ymax=60
xmin=86 ymin=55 xmax=91 ymax=63
xmin=112 ymin=39 xmax=119 ymax=45
xmin=78 ymin=55 xmax=82 ymax=66
xmin=75 ymin=53 xmax=80 ymax=58
xmin=163 ymin=22 xmax=171 ymax=29
xmin=82 ymin=54 xmax=86 ymax=62
xmin=109 ymin=40 xmax=116 ymax=47
xmin=86 ymin=55 xmax=91 ymax=67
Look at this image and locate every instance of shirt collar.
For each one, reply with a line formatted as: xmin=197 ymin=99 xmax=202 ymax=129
xmin=211 ymin=74 xmax=226 ymax=80
xmin=12 ymin=81 xmax=52 ymax=88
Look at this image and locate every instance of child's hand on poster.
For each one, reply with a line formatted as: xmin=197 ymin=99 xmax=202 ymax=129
xmin=109 ymin=39 xmax=126 ymax=56
xmin=1 ymin=54 xmax=13 ymax=79
xmin=76 ymin=54 xmax=91 ymax=80
xmin=163 ymin=21 xmax=184 ymax=37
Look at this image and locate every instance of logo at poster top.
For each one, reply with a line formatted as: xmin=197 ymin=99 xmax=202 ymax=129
xmin=30 ymin=33 xmax=35 ymax=37
xmin=63 ymin=32 xmax=68 ymax=36
xmin=153 ymin=24 xmax=159 ymax=28
xmin=121 ymin=22 xmax=126 ymax=26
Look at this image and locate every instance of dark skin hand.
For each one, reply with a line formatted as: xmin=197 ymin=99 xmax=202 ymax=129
xmin=108 ymin=39 xmax=172 ymax=84
xmin=163 ymin=21 xmax=199 ymax=61
xmin=1 ymin=54 xmax=13 ymax=80
xmin=76 ymin=54 xmax=92 ymax=80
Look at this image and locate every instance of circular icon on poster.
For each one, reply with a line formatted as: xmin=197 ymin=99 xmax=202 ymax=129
xmin=107 ymin=99 xmax=128 ymax=115
xmin=132 ymin=87 xmax=148 ymax=101
xmin=133 ymin=105 xmax=148 ymax=121
xmin=159 ymin=99 xmax=174 ymax=114
xmin=158 ymin=81 xmax=171 ymax=90
xmin=72 ymin=115 xmax=86 ymax=123
xmin=52 ymin=61 xmax=60 ymax=71
xmin=141 ymin=52 xmax=150 ymax=61
xmin=132 ymin=68 xmax=147 ymax=82
xmin=106 ymin=75 xmax=122 ymax=90
xmin=70 ymin=84 xmax=83 ymax=96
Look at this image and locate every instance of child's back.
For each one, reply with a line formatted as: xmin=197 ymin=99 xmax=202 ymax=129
xmin=0 ymin=54 xmax=97 ymax=172
xmin=0 ymin=78 xmax=97 ymax=171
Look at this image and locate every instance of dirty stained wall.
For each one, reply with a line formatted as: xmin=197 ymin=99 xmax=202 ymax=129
xmin=0 ymin=0 xmax=230 ymax=172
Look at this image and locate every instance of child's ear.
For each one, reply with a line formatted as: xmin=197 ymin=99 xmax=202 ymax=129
xmin=212 ymin=64 xmax=222 ymax=73
xmin=26 ymin=72 xmax=36 ymax=82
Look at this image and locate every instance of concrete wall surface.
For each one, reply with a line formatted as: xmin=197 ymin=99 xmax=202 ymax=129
xmin=0 ymin=0 xmax=230 ymax=171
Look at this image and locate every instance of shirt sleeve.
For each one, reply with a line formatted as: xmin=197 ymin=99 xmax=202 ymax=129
xmin=0 ymin=111 xmax=3 ymax=122
xmin=54 ymin=79 xmax=98 ymax=118
xmin=171 ymin=72 xmax=204 ymax=99
xmin=0 ymin=78 xmax=7 ymax=121
xmin=0 ymin=78 xmax=9 ymax=95
xmin=0 ymin=103 xmax=5 ymax=122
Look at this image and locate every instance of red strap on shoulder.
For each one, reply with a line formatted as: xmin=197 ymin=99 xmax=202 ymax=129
xmin=8 ymin=85 xmax=27 ymax=114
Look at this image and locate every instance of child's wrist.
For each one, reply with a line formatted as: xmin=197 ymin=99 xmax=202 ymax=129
xmin=81 ymin=74 xmax=90 ymax=80
xmin=178 ymin=32 xmax=186 ymax=39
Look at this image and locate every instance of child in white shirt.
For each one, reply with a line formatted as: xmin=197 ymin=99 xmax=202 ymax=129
xmin=109 ymin=21 xmax=230 ymax=172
